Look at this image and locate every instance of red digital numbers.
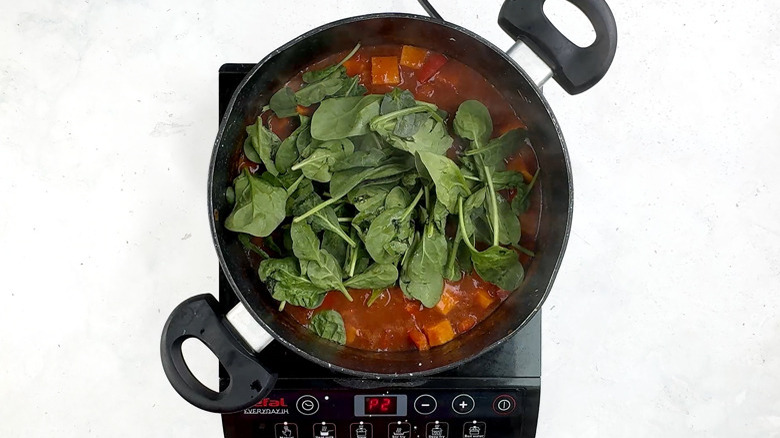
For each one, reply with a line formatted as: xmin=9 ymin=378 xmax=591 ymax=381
xmin=365 ymin=396 xmax=397 ymax=414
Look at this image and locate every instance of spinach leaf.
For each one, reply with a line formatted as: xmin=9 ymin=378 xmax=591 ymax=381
xmin=258 ymin=258 xmax=327 ymax=309
xmin=453 ymin=100 xmax=493 ymax=146
xmin=343 ymin=263 xmax=398 ymax=289
xmin=246 ymin=118 xmax=281 ymax=175
xmin=269 ymin=86 xmax=298 ymax=118
xmin=347 ymin=184 xmax=392 ymax=212
xmin=471 ymin=246 xmax=524 ymax=291
xmin=363 ymin=189 xmax=422 ymax=264
xmin=238 ymin=233 xmax=271 ymax=259
xmin=384 ymin=186 xmax=411 ymax=210
xmin=380 ymin=118 xmax=452 ymax=156
xmin=291 ymin=221 xmax=322 ymax=262
xmin=225 ymin=169 xmax=287 ymax=237
xmin=415 ymin=151 xmax=471 ymax=213
xmin=308 ymin=310 xmax=346 ymax=345
xmin=310 ymin=95 xmax=383 ymax=141
xmin=380 ymin=88 xmax=417 ymax=114
xmin=494 ymin=194 xmax=521 ymax=245
xmin=491 ymin=170 xmax=526 ymax=190
xmin=243 ymin=138 xmax=261 ymax=163
xmin=226 ymin=186 xmax=235 ymax=204
xmin=292 ymin=138 xmax=355 ymax=183
xmin=306 ymin=249 xmax=351 ymax=300
xmin=302 ymin=43 xmax=361 ymax=84
xmin=334 ymin=75 xmax=367 ymax=98
xmin=399 ymin=221 xmax=447 ymax=308
xmin=464 ymin=128 xmax=525 ymax=169
xmin=311 ymin=206 xmax=356 ymax=248
xmin=512 ymin=168 xmax=539 ymax=215
xmin=295 ymin=70 xmax=351 ymax=107
xmin=331 ymin=148 xmax=388 ymax=172
xmin=275 ymin=116 xmax=309 ymax=173
xmin=330 ymin=158 xmax=415 ymax=199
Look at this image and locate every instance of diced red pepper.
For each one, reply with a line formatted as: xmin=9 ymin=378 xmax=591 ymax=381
xmin=417 ymin=53 xmax=448 ymax=82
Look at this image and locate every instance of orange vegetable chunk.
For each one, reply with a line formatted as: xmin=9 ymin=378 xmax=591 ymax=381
xmin=400 ymin=45 xmax=428 ymax=69
xmin=408 ymin=327 xmax=430 ymax=351
xmin=423 ymin=320 xmax=456 ymax=347
xmin=475 ymin=289 xmax=495 ymax=309
xmin=371 ymin=56 xmax=400 ymax=85
xmin=345 ymin=325 xmax=357 ymax=344
xmin=435 ymin=288 xmax=457 ymax=315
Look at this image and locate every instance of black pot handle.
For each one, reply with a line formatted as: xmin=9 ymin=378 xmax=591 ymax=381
xmin=160 ymin=294 xmax=277 ymax=413
xmin=498 ymin=0 xmax=617 ymax=94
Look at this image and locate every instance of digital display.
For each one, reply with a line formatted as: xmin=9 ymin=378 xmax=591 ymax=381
xmin=364 ymin=396 xmax=398 ymax=415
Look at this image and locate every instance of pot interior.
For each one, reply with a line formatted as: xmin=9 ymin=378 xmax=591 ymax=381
xmin=209 ymin=14 xmax=572 ymax=377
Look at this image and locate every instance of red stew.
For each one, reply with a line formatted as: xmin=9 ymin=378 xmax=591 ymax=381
xmin=238 ymin=45 xmax=541 ymax=352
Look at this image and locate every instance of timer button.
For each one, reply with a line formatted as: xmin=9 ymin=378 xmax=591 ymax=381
xmin=492 ymin=394 xmax=517 ymax=414
xmin=451 ymin=394 xmax=475 ymax=415
xmin=414 ymin=394 xmax=438 ymax=415
xmin=296 ymin=395 xmax=319 ymax=415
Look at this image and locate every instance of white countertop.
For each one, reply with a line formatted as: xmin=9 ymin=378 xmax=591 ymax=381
xmin=1 ymin=0 xmax=779 ymax=436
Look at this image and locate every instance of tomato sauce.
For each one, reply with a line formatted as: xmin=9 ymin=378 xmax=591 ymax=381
xmin=241 ymin=45 xmax=541 ymax=351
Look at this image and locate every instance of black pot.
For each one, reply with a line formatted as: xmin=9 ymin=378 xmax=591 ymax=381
xmin=161 ymin=0 xmax=617 ymax=413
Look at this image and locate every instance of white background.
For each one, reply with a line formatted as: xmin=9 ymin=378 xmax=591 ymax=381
xmin=1 ymin=0 xmax=779 ymax=437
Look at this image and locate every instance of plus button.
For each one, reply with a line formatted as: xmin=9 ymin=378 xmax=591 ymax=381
xmin=452 ymin=394 xmax=475 ymax=414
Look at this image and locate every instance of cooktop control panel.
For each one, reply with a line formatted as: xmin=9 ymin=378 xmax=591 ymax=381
xmin=222 ymin=387 xmax=531 ymax=438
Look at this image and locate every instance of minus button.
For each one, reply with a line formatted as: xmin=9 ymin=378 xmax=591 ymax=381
xmin=413 ymin=394 xmax=437 ymax=415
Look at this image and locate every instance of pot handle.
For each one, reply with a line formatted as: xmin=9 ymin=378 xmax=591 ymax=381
xmin=160 ymin=294 xmax=277 ymax=413
xmin=498 ymin=0 xmax=617 ymax=94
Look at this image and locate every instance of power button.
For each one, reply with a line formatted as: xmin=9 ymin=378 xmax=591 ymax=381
xmin=296 ymin=395 xmax=319 ymax=415
xmin=492 ymin=395 xmax=516 ymax=414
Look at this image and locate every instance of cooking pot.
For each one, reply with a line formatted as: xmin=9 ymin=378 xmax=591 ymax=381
xmin=161 ymin=0 xmax=617 ymax=413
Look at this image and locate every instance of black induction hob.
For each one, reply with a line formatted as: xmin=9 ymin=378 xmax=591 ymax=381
xmin=217 ymin=64 xmax=541 ymax=438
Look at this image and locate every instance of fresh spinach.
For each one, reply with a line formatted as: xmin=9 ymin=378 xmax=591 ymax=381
xmin=310 ymin=95 xmax=383 ymax=140
xmin=471 ymin=246 xmax=524 ymax=291
xmin=453 ymin=100 xmax=493 ymax=147
xmin=343 ymin=263 xmax=398 ymax=289
xmin=292 ymin=138 xmax=355 ymax=183
xmin=415 ymin=151 xmax=471 ymax=213
xmin=302 ymin=43 xmax=361 ymax=84
xmin=275 ymin=116 xmax=309 ymax=173
xmin=269 ymin=86 xmax=298 ymax=118
xmin=399 ymin=221 xmax=447 ymax=308
xmin=225 ymin=169 xmax=288 ymax=237
xmin=363 ymin=189 xmax=422 ymax=264
xmin=464 ymin=128 xmax=526 ymax=169
xmin=258 ymin=258 xmax=326 ymax=309
xmin=308 ymin=309 xmax=347 ymax=345
xmin=246 ymin=117 xmax=281 ymax=175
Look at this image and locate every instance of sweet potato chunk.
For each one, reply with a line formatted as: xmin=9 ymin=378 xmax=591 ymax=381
xmin=371 ymin=56 xmax=400 ymax=85
xmin=408 ymin=327 xmax=430 ymax=351
xmin=475 ymin=289 xmax=495 ymax=309
xmin=435 ymin=289 xmax=457 ymax=315
xmin=400 ymin=45 xmax=428 ymax=69
xmin=423 ymin=320 xmax=456 ymax=347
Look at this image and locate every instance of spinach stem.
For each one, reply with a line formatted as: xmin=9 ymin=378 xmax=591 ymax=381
xmin=463 ymin=174 xmax=481 ymax=182
xmin=286 ymin=174 xmax=305 ymax=195
xmin=366 ymin=289 xmax=383 ymax=307
xmin=483 ymin=165 xmax=500 ymax=247
xmin=337 ymin=217 xmax=352 ymax=223
xmin=315 ymin=211 xmax=356 ymax=247
xmin=337 ymin=286 xmax=354 ymax=302
xmin=336 ymin=42 xmax=361 ymax=68
xmin=348 ymin=235 xmax=359 ymax=277
xmin=512 ymin=243 xmax=536 ymax=257
xmin=294 ymin=197 xmax=340 ymax=223
xmin=278 ymin=301 xmax=286 ymax=311
xmin=516 ymin=168 xmax=541 ymax=206
xmin=445 ymin=233 xmax=461 ymax=275
xmin=458 ymin=197 xmax=478 ymax=253
xmin=401 ymin=188 xmax=425 ymax=221
xmin=290 ymin=154 xmax=329 ymax=171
